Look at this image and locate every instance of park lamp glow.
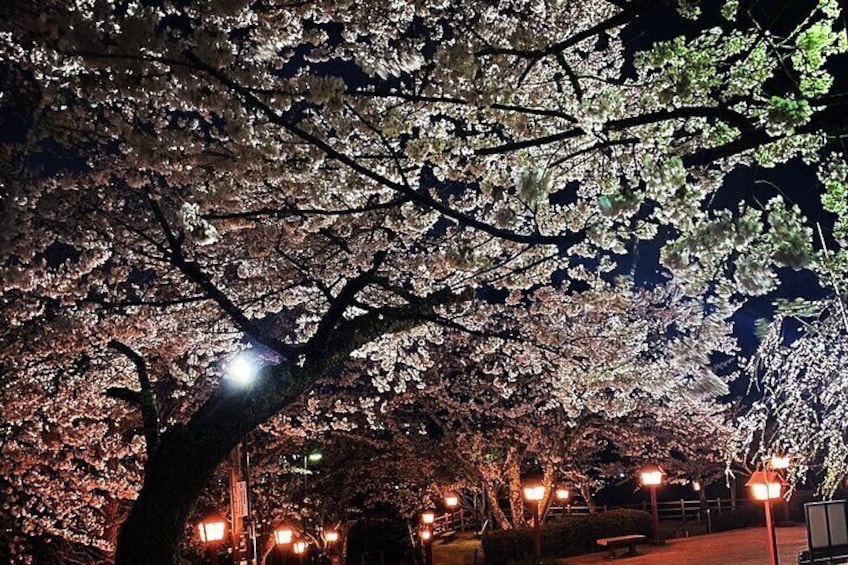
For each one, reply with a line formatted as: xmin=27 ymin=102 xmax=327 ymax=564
xmin=747 ymin=470 xmax=783 ymax=501
xmin=444 ymin=494 xmax=459 ymax=508
xmin=420 ymin=529 xmax=433 ymax=542
xmin=523 ymin=481 xmax=546 ymax=502
xmin=324 ymin=530 xmax=339 ymax=543
xmin=197 ymin=511 xmax=227 ymax=544
xmin=640 ymin=464 xmax=665 ymax=486
xmin=421 ymin=511 xmax=436 ymax=525
xmin=293 ymin=540 xmax=309 ymax=555
xmin=225 ymin=352 xmax=259 ymax=387
xmin=308 ymin=452 xmax=323 ymax=463
xmin=274 ymin=525 xmax=294 ymax=545
xmin=692 ymin=480 xmax=701 ymax=492
xmin=555 ymin=487 xmax=570 ymax=501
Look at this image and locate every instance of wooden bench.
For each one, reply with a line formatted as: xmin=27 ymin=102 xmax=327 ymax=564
xmin=596 ymin=534 xmax=646 ymax=559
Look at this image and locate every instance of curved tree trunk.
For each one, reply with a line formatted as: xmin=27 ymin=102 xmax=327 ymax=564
xmin=113 ymin=282 xmax=457 ymax=563
xmin=506 ymin=454 xmax=526 ymax=528
xmin=578 ymin=483 xmax=597 ymax=513
xmin=483 ymin=481 xmax=511 ymax=530
xmin=115 ymin=365 xmax=303 ymax=564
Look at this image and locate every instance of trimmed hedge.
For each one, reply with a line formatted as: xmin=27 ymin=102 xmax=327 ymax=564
xmin=481 ymin=509 xmax=652 ymax=565
xmin=710 ymin=506 xmax=765 ymax=532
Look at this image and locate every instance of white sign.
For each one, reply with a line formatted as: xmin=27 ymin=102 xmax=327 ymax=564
xmin=233 ymin=480 xmax=249 ymax=517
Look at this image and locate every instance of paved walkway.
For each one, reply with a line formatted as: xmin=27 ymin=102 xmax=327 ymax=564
xmin=566 ymin=526 xmax=808 ymax=564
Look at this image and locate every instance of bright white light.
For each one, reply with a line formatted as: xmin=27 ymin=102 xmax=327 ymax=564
xmin=770 ymin=455 xmax=790 ymax=470
xmin=226 ymin=352 xmax=258 ymax=386
xmin=752 ymin=482 xmax=782 ymax=501
xmin=523 ymin=484 xmax=545 ymax=501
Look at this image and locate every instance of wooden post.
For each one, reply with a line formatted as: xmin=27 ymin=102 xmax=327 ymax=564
xmin=731 ymin=477 xmax=738 ymax=511
xmin=764 ymin=498 xmax=779 ymax=565
xmin=650 ymin=486 xmax=660 ymax=543
xmin=532 ymin=501 xmax=542 ymax=563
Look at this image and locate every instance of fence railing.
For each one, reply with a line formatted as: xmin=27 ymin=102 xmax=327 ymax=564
xmin=426 ymin=497 xmax=754 ymax=540
xmin=545 ymin=497 xmax=751 ymax=520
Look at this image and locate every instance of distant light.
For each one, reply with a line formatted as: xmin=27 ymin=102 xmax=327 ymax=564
xmin=226 ymin=352 xmax=258 ymax=386
xmin=274 ymin=526 xmax=294 ymax=545
xmin=421 ymin=511 xmax=435 ymax=524
xmin=308 ymin=452 xmax=323 ymax=463
xmin=325 ymin=530 xmax=339 ymax=543
xmin=640 ymin=464 xmax=665 ymax=487
xmin=747 ymin=471 xmax=782 ymax=501
xmin=693 ymin=481 xmax=701 ymax=492
xmin=523 ymin=483 xmax=545 ymax=502
xmin=556 ymin=488 xmax=570 ymax=501
xmin=198 ymin=512 xmax=227 ymax=543
xmin=420 ymin=529 xmax=432 ymax=541
xmin=293 ymin=541 xmax=308 ymax=554
xmin=445 ymin=495 xmax=459 ymax=508
xmin=770 ymin=455 xmax=790 ymax=470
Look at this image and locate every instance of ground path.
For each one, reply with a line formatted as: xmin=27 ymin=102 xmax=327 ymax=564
xmin=566 ymin=525 xmax=807 ymax=564
xmin=435 ymin=526 xmax=809 ymax=565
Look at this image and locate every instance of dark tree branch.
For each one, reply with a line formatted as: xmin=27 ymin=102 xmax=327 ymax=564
xmin=182 ymin=51 xmax=585 ymax=248
xmin=477 ymin=106 xmax=757 ymax=156
xmin=146 ymin=196 xmax=295 ymax=357
xmin=202 ymin=197 xmax=409 ymax=221
xmin=107 ymin=339 xmax=160 ymax=458
xmin=304 ymin=251 xmax=388 ymax=357
xmin=474 ymin=6 xmax=638 ymax=58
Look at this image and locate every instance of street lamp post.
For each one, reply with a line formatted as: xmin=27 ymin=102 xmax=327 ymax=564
xmin=420 ymin=529 xmax=433 ymax=565
xmin=324 ymin=530 xmax=340 ymax=565
xmin=197 ymin=511 xmax=228 ymax=565
xmin=444 ymin=494 xmax=463 ymax=531
xmin=274 ymin=525 xmax=295 ymax=565
xmin=523 ymin=482 xmax=545 ymax=563
xmin=294 ymin=540 xmax=309 ymax=565
xmin=639 ymin=464 xmax=665 ymax=544
xmin=225 ymin=353 xmax=261 ymax=565
xmin=747 ymin=469 xmax=784 ymax=565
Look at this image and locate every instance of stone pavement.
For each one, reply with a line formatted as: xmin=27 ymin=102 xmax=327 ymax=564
xmin=566 ymin=526 xmax=808 ymax=564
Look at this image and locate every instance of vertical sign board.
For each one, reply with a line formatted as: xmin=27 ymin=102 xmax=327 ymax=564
xmin=805 ymin=500 xmax=848 ymax=560
xmin=234 ymin=480 xmax=249 ymax=517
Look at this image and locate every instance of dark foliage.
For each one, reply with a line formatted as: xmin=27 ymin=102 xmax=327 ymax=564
xmin=481 ymin=509 xmax=652 ymax=565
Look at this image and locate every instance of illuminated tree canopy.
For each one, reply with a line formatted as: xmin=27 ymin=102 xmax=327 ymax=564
xmin=1 ymin=0 xmax=846 ymax=562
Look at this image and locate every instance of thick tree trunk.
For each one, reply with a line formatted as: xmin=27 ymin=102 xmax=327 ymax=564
xmin=115 ymin=365 xmax=302 ymax=564
xmin=578 ymin=484 xmax=597 ymax=513
xmin=539 ymin=464 xmax=556 ymax=523
xmin=115 ymin=422 xmax=240 ymax=563
xmin=113 ymin=284 xmax=452 ymax=563
xmin=506 ymin=455 xmax=526 ymax=528
xmin=483 ymin=481 xmax=511 ymax=529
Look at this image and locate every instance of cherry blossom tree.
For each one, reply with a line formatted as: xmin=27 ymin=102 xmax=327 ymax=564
xmin=1 ymin=0 xmax=846 ymax=562
xmin=739 ymin=299 xmax=848 ymax=496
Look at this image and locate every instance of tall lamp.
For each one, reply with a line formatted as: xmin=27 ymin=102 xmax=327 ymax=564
xmin=197 ymin=511 xmax=227 ymax=565
xmin=523 ymin=482 xmax=546 ymax=563
xmin=747 ymin=469 xmax=784 ymax=565
xmin=639 ymin=464 xmax=665 ymax=544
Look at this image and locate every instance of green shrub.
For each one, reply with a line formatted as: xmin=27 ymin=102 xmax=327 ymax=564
xmin=481 ymin=509 xmax=652 ymax=565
